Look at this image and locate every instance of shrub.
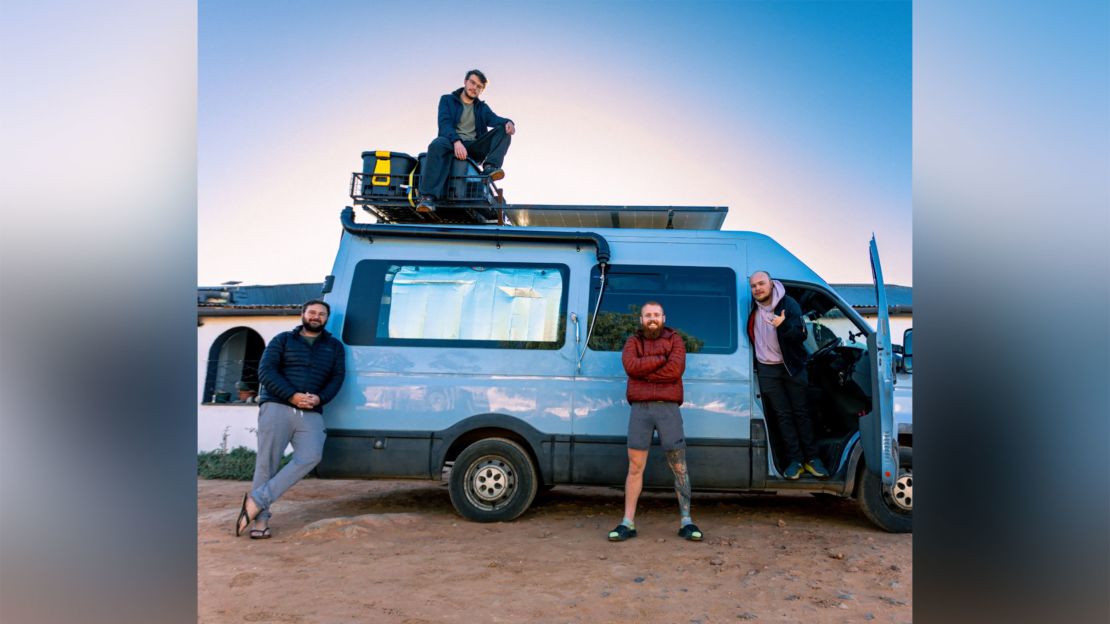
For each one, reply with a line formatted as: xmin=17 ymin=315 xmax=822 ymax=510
xmin=197 ymin=446 xmax=292 ymax=480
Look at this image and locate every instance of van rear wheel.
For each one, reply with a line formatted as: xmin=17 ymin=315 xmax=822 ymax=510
xmin=857 ymin=467 xmax=912 ymax=533
xmin=448 ymin=438 xmax=538 ymax=522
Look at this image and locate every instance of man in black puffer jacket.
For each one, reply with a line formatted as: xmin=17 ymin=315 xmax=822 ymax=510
xmin=747 ymin=271 xmax=829 ymax=481
xmin=235 ymin=299 xmax=346 ymax=539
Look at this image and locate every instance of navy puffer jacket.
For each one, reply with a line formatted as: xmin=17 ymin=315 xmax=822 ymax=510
xmin=437 ymin=88 xmax=513 ymax=145
xmin=257 ymin=326 xmax=346 ymax=413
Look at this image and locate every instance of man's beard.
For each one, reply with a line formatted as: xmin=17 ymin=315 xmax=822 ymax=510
xmin=641 ymin=325 xmax=662 ymax=339
xmin=302 ymin=317 xmax=325 ymax=332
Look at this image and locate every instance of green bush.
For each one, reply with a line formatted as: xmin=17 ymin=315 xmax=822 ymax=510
xmin=197 ymin=446 xmax=292 ymax=480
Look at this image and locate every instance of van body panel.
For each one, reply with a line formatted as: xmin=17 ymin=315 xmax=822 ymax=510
xmin=316 ymin=218 xmax=905 ymax=526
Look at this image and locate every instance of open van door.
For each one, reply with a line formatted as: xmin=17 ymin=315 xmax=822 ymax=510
xmin=859 ymin=236 xmax=898 ymax=487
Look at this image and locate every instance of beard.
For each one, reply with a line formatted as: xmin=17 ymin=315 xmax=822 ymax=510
xmin=302 ymin=316 xmax=325 ymax=332
xmin=641 ymin=324 xmax=662 ymax=339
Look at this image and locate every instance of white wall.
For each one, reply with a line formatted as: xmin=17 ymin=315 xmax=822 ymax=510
xmin=197 ymin=315 xmax=298 ymax=452
xmin=825 ymin=314 xmax=913 ymax=347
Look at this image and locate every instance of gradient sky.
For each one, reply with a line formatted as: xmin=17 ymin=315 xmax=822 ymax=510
xmin=199 ymin=0 xmax=911 ymax=287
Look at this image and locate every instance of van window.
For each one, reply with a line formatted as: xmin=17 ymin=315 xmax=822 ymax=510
xmin=587 ymin=265 xmax=737 ymax=354
xmin=343 ymin=260 xmax=568 ymax=349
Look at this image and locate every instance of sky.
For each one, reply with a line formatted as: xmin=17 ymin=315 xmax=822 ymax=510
xmin=199 ymin=0 xmax=911 ymax=287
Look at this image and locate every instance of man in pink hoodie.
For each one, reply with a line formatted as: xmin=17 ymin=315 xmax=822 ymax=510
xmin=747 ymin=271 xmax=830 ymax=480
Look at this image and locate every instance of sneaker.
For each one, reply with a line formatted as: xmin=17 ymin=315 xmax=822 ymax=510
xmin=415 ymin=195 xmax=436 ymax=213
xmin=783 ymin=461 xmax=803 ymax=480
xmin=482 ymin=166 xmax=505 ymax=181
xmin=804 ymin=458 xmax=830 ymax=478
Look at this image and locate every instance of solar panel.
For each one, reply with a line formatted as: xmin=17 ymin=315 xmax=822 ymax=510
xmin=500 ymin=205 xmax=728 ymax=231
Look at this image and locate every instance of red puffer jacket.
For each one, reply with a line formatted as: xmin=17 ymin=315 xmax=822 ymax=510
xmin=622 ymin=327 xmax=686 ymax=404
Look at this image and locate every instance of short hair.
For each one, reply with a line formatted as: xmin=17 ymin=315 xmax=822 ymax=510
xmin=302 ymin=299 xmax=330 ymax=314
xmin=465 ymin=69 xmax=488 ymax=85
xmin=641 ymin=300 xmax=665 ymax=315
xmin=749 ymin=270 xmax=772 ymax=283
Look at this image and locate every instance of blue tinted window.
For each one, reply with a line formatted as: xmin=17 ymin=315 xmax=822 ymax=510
xmin=344 ymin=260 xmax=567 ymax=349
xmin=587 ymin=265 xmax=737 ymax=354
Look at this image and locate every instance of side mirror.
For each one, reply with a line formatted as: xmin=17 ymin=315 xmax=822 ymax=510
xmin=902 ymin=328 xmax=913 ymax=373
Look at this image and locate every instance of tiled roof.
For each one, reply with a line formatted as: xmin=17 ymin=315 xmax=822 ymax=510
xmin=829 ymin=284 xmax=912 ymax=312
xmin=196 ymin=282 xmax=911 ymax=313
xmin=198 ymin=282 xmax=324 ymax=308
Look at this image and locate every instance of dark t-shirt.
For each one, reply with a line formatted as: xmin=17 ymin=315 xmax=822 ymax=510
xmin=457 ymin=102 xmax=476 ymax=141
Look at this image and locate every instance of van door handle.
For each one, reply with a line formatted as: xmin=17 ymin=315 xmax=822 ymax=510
xmin=571 ymin=312 xmax=580 ymax=343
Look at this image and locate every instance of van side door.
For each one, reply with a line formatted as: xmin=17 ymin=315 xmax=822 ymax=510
xmin=571 ymin=248 xmax=751 ymax=489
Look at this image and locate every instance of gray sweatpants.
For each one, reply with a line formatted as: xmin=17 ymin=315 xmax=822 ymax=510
xmin=250 ymin=401 xmax=326 ymax=522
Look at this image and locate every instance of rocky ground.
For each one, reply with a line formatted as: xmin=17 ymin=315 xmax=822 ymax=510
xmin=199 ymin=478 xmax=911 ymax=623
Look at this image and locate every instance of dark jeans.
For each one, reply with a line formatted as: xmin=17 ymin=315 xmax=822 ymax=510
xmin=756 ymin=361 xmax=819 ymax=464
xmin=418 ymin=124 xmax=512 ymax=198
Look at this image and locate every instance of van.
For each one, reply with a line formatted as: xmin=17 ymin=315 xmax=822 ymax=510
xmin=314 ymin=204 xmax=912 ymax=532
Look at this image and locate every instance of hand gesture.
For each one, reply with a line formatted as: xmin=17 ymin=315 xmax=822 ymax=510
xmin=504 ymin=121 xmax=516 ymax=136
xmin=291 ymin=392 xmax=316 ymax=409
xmin=767 ymin=309 xmax=786 ymax=328
xmin=453 ymin=140 xmax=467 ymax=160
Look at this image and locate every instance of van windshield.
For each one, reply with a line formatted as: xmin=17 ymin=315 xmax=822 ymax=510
xmin=791 ymin=287 xmax=869 ymax=354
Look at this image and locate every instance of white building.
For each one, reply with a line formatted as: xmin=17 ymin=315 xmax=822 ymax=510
xmin=197 ymin=283 xmax=322 ymax=452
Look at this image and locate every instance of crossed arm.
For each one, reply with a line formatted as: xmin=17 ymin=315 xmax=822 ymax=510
xmin=622 ymin=334 xmax=686 ymax=381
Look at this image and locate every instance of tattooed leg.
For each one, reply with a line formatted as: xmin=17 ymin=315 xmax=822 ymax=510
xmin=665 ymin=448 xmax=692 ymax=521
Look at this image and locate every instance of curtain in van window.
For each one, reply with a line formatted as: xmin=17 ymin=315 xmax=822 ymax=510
xmin=386 ymin=266 xmax=562 ymax=342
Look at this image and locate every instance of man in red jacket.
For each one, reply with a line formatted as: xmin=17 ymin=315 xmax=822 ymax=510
xmin=608 ymin=301 xmax=703 ymax=542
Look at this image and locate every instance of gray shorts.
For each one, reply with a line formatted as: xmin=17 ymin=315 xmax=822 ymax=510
xmin=627 ymin=401 xmax=686 ymax=451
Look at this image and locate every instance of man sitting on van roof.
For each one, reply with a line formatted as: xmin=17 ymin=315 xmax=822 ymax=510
xmin=609 ymin=301 xmax=704 ymax=543
xmin=415 ymin=69 xmax=516 ymax=213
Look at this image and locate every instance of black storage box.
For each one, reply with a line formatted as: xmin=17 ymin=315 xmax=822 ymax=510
xmin=360 ymin=151 xmax=417 ymax=197
xmin=445 ymin=158 xmax=490 ymax=202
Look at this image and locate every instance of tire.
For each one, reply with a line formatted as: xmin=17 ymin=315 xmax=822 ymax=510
xmin=448 ymin=438 xmax=538 ymax=522
xmin=857 ymin=466 xmax=913 ymax=533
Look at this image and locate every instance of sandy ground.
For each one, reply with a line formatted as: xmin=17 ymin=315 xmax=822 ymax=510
xmin=199 ymin=478 xmax=911 ymax=623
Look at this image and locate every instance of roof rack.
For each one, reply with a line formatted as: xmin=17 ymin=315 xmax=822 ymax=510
xmin=349 ymin=151 xmax=727 ymax=230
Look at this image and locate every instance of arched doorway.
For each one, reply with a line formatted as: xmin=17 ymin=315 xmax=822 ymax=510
xmin=202 ymin=327 xmax=265 ymax=403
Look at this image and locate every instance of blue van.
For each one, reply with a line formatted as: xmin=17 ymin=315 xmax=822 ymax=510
xmin=314 ymin=204 xmax=912 ymax=532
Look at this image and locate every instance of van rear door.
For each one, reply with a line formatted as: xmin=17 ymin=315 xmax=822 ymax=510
xmin=860 ymin=236 xmax=898 ymax=487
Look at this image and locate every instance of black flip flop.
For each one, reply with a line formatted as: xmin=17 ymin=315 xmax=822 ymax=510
xmin=249 ymin=527 xmax=271 ymax=540
xmin=608 ymin=524 xmax=637 ymax=541
xmin=235 ymin=493 xmax=251 ymax=537
xmin=678 ymin=523 xmax=703 ymax=541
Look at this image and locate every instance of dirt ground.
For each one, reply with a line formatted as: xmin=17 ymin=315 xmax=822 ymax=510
xmin=198 ymin=478 xmax=911 ymax=623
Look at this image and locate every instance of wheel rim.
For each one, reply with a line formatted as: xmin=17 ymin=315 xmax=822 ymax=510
xmin=463 ymin=455 xmax=517 ymax=510
xmin=890 ymin=471 xmax=913 ymax=511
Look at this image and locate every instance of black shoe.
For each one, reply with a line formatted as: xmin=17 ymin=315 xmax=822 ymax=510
xmin=677 ymin=523 xmax=703 ymax=541
xmin=804 ymin=458 xmax=830 ymax=478
xmin=415 ymin=195 xmax=436 ymax=213
xmin=608 ymin=524 xmax=637 ymax=542
xmin=783 ymin=461 xmax=803 ymax=480
xmin=482 ymin=166 xmax=505 ymax=181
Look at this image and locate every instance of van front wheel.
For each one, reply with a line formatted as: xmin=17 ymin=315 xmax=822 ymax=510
xmin=448 ymin=438 xmax=538 ymax=522
xmin=857 ymin=467 xmax=913 ymax=533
